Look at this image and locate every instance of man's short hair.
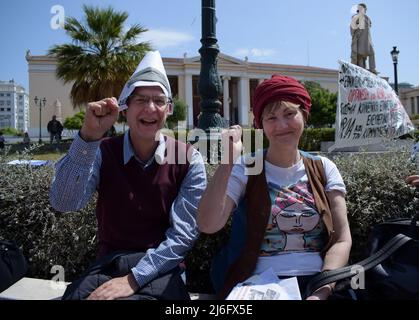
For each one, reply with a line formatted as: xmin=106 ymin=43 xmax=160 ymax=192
xmin=358 ymin=3 xmax=367 ymax=10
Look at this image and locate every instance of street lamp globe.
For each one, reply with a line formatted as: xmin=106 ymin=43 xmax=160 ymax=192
xmin=391 ymin=46 xmax=399 ymax=64
xmin=34 ymin=96 xmax=47 ymax=143
xmin=390 ymin=46 xmax=400 ymax=95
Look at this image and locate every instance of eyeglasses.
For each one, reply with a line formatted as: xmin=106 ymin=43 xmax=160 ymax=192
xmin=128 ymin=94 xmax=171 ymax=109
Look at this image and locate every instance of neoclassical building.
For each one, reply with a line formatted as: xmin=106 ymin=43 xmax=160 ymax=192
xmin=400 ymin=86 xmax=419 ymax=115
xmin=26 ymin=51 xmax=339 ymax=136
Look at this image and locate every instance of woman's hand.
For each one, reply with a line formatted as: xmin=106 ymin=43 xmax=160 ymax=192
xmin=220 ymin=125 xmax=243 ymax=165
xmin=406 ymin=175 xmax=419 ymax=187
xmin=306 ymin=284 xmax=333 ymax=300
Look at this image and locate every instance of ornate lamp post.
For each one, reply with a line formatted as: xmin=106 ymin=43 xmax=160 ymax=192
xmin=198 ymin=0 xmax=223 ymax=130
xmin=34 ymin=96 xmax=46 ymax=143
xmin=195 ymin=0 xmax=224 ymax=163
xmin=391 ymin=46 xmax=400 ymax=95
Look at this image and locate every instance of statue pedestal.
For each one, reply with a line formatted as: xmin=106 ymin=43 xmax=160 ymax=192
xmin=380 ymin=75 xmax=390 ymax=82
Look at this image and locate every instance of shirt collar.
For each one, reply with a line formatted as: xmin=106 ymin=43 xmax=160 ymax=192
xmin=123 ymin=130 xmax=166 ymax=166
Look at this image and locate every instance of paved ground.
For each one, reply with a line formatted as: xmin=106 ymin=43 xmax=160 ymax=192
xmin=0 ymin=277 xmax=217 ymax=300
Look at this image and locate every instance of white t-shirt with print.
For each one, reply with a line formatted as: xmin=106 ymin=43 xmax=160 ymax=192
xmin=226 ymin=152 xmax=346 ymax=277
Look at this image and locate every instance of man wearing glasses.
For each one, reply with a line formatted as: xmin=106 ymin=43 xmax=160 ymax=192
xmin=50 ymin=51 xmax=207 ymax=300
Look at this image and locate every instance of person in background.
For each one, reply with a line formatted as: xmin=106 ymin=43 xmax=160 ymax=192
xmin=0 ymin=131 xmax=5 ymax=150
xmin=22 ymin=132 xmax=30 ymax=147
xmin=47 ymin=115 xmax=63 ymax=144
xmin=0 ymin=130 xmax=6 ymax=150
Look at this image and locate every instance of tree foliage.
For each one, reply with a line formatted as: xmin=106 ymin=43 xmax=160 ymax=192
xmin=49 ymin=5 xmax=152 ymax=108
xmin=64 ymin=111 xmax=85 ymax=130
xmin=0 ymin=127 xmax=22 ymax=136
xmin=303 ymin=81 xmax=337 ymax=128
xmin=166 ymin=98 xmax=187 ymax=129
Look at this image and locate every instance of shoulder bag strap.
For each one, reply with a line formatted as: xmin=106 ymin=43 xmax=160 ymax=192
xmin=305 ymin=233 xmax=412 ymax=297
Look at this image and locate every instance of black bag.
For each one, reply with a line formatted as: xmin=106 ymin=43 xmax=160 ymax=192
xmin=0 ymin=240 xmax=28 ymax=292
xmin=361 ymin=213 xmax=419 ymax=299
xmin=62 ymin=251 xmax=190 ymax=300
xmin=305 ymin=213 xmax=419 ymax=300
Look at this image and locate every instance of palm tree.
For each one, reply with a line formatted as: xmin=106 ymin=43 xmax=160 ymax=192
xmin=49 ymin=5 xmax=152 ymax=108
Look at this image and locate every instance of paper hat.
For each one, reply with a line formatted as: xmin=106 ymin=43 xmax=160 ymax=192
xmin=118 ymin=51 xmax=171 ymax=111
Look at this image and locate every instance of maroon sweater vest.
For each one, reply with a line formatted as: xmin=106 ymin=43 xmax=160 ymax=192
xmin=96 ymin=135 xmax=191 ymax=257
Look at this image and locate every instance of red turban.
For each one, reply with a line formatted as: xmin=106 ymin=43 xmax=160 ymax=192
xmin=252 ymin=75 xmax=311 ymax=128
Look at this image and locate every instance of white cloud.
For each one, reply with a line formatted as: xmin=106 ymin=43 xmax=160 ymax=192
xmin=234 ymin=48 xmax=276 ymax=58
xmin=139 ymin=29 xmax=195 ymax=49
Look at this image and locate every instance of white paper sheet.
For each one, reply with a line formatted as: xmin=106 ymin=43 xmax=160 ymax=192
xmin=226 ymin=268 xmax=302 ymax=300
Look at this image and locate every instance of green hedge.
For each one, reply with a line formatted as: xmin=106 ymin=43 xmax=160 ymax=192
xmin=0 ymin=152 xmax=97 ymax=281
xmin=0 ymin=128 xmax=24 ymax=136
xmin=1 ymin=141 xmax=417 ymax=293
xmin=5 ymin=140 xmax=73 ymax=154
xmin=332 ymin=151 xmax=419 ymax=260
xmin=299 ymin=128 xmax=335 ymax=151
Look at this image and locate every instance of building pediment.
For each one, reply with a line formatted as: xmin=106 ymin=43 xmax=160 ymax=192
xmin=186 ymin=53 xmax=246 ymax=66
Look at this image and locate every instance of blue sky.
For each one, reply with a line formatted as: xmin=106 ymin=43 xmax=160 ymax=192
xmin=1 ymin=0 xmax=418 ymax=91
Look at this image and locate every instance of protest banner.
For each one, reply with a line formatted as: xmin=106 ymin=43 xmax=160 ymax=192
xmin=331 ymin=61 xmax=414 ymax=151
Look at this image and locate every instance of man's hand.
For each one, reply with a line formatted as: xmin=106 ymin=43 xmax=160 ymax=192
xmin=80 ymin=97 xmax=119 ymax=142
xmin=86 ymin=273 xmax=139 ymax=300
xmin=220 ymin=125 xmax=243 ymax=165
xmin=406 ymin=175 xmax=419 ymax=187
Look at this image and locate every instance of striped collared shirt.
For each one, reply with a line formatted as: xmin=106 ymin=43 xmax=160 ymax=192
xmin=50 ymin=131 xmax=207 ymax=287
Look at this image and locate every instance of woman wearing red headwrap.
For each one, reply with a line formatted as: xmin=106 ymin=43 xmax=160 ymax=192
xmin=197 ymin=75 xmax=352 ymax=300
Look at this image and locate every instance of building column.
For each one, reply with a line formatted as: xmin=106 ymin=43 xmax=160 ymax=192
xmin=222 ymin=76 xmax=231 ymax=122
xmin=54 ymin=99 xmax=62 ymax=123
xmin=238 ymin=77 xmax=250 ymax=126
xmin=177 ymin=75 xmax=185 ymax=102
xmin=184 ymin=74 xmax=194 ymax=128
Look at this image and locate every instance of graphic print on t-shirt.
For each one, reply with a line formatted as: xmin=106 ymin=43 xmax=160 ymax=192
xmin=260 ymin=181 xmax=327 ymax=256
